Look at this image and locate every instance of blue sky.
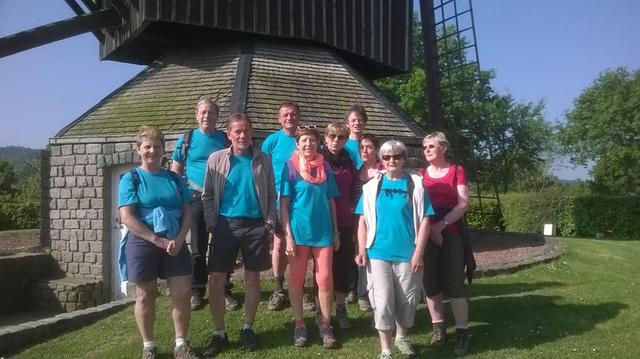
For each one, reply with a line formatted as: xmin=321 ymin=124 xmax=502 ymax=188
xmin=1 ymin=0 xmax=639 ymax=180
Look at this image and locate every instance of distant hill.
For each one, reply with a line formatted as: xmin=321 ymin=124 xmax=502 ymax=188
xmin=0 ymin=146 xmax=40 ymax=182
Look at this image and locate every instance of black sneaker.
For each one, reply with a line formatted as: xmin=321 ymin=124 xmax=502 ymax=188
xmin=239 ymin=327 xmax=258 ymax=351
xmin=453 ymin=328 xmax=470 ymax=356
xmin=202 ymin=334 xmax=228 ymax=358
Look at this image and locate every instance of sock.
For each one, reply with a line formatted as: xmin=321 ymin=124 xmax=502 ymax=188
xmin=294 ymin=319 xmax=305 ymax=328
xmin=213 ymin=329 xmax=226 ymax=338
xmin=275 ymin=276 xmax=285 ymax=292
xmin=175 ymin=337 xmax=186 ymax=348
xmin=242 ymin=322 xmax=253 ymax=330
xmin=381 ymin=348 xmax=392 ymax=356
xmin=143 ymin=340 xmax=157 ymax=349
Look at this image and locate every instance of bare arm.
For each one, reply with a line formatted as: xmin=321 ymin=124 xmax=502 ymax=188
xmin=431 ymin=183 xmax=470 ymax=239
xmin=280 ymin=196 xmax=296 ymax=257
xmin=411 ymin=217 xmax=430 ymax=272
xmin=170 ymin=160 xmax=184 ymax=175
xmin=355 ymin=215 xmax=368 ymax=266
xmin=166 ymin=202 xmax=191 ymax=256
xmin=119 ymin=205 xmax=170 ymax=249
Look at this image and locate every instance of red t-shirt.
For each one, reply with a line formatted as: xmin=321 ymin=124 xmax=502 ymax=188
xmin=420 ymin=164 xmax=468 ymax=233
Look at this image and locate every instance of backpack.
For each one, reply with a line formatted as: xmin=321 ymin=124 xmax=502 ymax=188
xmin=179 ymin=129 xmax=194 ymax=162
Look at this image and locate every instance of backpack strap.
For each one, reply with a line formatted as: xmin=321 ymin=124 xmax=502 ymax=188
xmin=180 ymin=129 xmax=194 ymax=162
xmin=122 ymin=168 xmax=182 ymax=195
xmin=167 ymin=170 xmax=183 ymax=195
xmin=375 ymin=171 xmax=414 ymax=205
xmin=286 ymin=159 xmax=297 ymax=182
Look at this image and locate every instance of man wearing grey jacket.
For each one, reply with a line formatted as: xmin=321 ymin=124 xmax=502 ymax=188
xmin=201 ymin=113 xmax=276 ymax=355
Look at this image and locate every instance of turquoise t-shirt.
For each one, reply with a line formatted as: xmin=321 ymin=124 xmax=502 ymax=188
xmin=280 ymin=164 xmax=340 ymax=247
xmin=355 ymin=176 xmax=435 ymax=262
xmin=219 ymin=152 xmax=262 ymax=219
xmin=344 ymin=138 xmax=363 ymax=170
xmin=171 ymin=129 xmax=227 ymax=190
xmin=261 ymin=129 xmax=297 ymax=208
xmin=118 ymin=167 xmax=192 ymax=227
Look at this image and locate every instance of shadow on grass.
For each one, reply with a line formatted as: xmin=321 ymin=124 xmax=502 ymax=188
xmin=469 ymin=281 xmax=565 ymax=298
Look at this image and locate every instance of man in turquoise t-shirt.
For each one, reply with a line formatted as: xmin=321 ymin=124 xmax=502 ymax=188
xmin=344 ymin=104 xmax=369 ymax=170
xmin=170 ymin=97 xmax=232 ymax=311
xmin=201 ymin=113 xmax=276 ymax=354
xmin=260 ymin=101 xmax=300 ymax=311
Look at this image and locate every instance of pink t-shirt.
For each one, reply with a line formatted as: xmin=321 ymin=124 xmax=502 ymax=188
xmin=421 ymin=164 xmax=468 ymax=233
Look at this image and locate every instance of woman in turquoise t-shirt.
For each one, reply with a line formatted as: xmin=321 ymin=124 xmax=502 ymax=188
xmin=354 ymin=140 xmax=434 ymax=359
xmin=118 ymin=126 xmax=196 ymax=358
xmin=280 ymin=126 xmax=339 ymax=349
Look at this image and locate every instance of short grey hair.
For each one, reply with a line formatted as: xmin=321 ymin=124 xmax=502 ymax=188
xmin=378 ymin=140 xmax=408 ymax=162
xmin=422 ymin=131 xmax=450 ymax=155
xmin=195 ymin=97 xmax=219 ymax=114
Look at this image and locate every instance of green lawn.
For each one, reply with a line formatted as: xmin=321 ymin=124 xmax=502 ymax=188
xmin=16 ymin=238 xmax=640 ymax=358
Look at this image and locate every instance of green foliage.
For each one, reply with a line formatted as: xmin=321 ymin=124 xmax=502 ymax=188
xmin=499 ymin=192 xmax=640 ymax=239
xmin=0 ymin=146 xmax=40 ymax=184
xmin=466 ymin=200 xmax=503 ymax=231
xmin=0 ymin=163 xmax=40 ymax=230
xmin=0 ymin=160 xmax=17 ymax=196
xmin=558 ymin=67 xmax=640 ymax=194
xmin=375 ymin=17 xmax=554 ymax=192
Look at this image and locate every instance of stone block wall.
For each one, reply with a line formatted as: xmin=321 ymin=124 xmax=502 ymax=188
xmin=29 ymin=278 xmax=105 ymax=313
xmin=0 ymin=253 xmax=55 ymax=315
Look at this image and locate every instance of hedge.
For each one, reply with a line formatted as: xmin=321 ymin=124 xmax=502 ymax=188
xmin=468 ymin=193 xmax=640 ymax=239
xmin=0 ymin=201 xmax=39 ymax=230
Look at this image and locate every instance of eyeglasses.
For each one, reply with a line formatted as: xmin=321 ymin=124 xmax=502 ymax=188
xmin=423 ymin=144 xmax=437 ymax=150
xmin=327 ymin=134 xmax=347 ymax=141
xmin=381 ymin=154 xmax=403 ymax=161
xmin=297 ymin=125 xmax=317 ymax=130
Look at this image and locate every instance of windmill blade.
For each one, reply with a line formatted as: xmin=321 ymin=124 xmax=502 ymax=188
xmin=0 ymin=8 xmax=121 ymax=59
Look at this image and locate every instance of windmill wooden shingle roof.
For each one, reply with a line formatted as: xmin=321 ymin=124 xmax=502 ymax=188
xmin=57 ymin=41 xmax=423 ymax=140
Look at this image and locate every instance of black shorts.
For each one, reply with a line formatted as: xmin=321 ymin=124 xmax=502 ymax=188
xmin=422 ymin=232 xmax=467 ymax=298
xmin=208 ymin=217 xmax=272 ymax=273
xmin=125 ymin=232 xmax=192 ymax=283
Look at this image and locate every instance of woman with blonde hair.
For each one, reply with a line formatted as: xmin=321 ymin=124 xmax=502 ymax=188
xmin=119 ymin=126 xmax=198 ymax=358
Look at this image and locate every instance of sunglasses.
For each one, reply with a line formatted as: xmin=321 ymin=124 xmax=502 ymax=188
xmin=297 ymin=125 xmax=317 ymax=130
xmin=327 ymin=134 xmax=347 ymax=141
xmin=423 ymin=144 xmax=437 ymax=150
xmin=381 ymin=154 xmax=403 ymax=161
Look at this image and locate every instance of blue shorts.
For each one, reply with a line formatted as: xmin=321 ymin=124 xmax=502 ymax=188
xmin=125 ymin=232 xmax=192 ymax=283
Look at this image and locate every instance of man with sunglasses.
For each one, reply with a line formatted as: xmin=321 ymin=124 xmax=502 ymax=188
xmin=261 ymin=101 xmax=302 ymax=311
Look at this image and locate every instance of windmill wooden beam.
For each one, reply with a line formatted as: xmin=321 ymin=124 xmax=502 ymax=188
xmin=0 ymin=9 xmax=121 ymax=59
xmin=63 ymin=0 xmax=105 ymax=43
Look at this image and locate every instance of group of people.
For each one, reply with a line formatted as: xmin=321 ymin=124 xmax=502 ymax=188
xmin=118 ymin=98 xmax=474 ymax=359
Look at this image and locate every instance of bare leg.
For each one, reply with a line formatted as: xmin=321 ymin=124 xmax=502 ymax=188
xmin=167 ymin=275 xmax=192 ymax=338
xmin=378 ymin=329 xmax=393 ymax=350
xmin=272 ymin=234 xmax=288 ymax=287
xmin=289 ymin=285 xmax=305 ymax=321
xmin=243 ymin=270 xmax=261 ymax=323
xmin=134 ymin=281 xmax=159 ymax=341
xmin=426 ymin=293 xmax=445 ymax=323
xmin=208 ymin=272 xmax=227 ymax=330
xmin=396 ymin=322 xmax=408 ymax=337
xmin=317 ymin=289 xmax=334 ymax=325
xmin=450 ymin=297 xmax=469 ymax=328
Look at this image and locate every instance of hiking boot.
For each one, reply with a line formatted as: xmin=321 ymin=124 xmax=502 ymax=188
xmin=319 ymin=326 xmax=337 ymax=349
xmin=174 ymin=341 xmax=199 ymax=359
xmin=302 ymin=293 xmax=316 ymax=311
xmin=358 ymin=298 xmax=372 ymax=312
xmin=142 ymin=346 xmax=158 ymax=359
xmin=202 ymin=334 xmax=228 ymax=357
xmin=345 ymin=290 xmax=357 ymax=304
xmin=336 ymin=304 xmax=352 ymax=329
xmin=394 ymin=336 xmax=416 ymax=357
xmin=239 ymin=328 xmax=258 ymax=351
xmin=430 ymin=322 xmax=446 ymax=347
xmin=379 ymin=352 xmax=393 ymax=359
xmin=191 ymin=295 xmax=204 ymax=311
xmin=293 ymin=325 xmax=308 ymax=347
xmin=453 ymin=328 xmax=470 ymax=356
xmin=268 ymin=290 xmax=287 ymax=311
xmin=225 ymin=294 xmax=239 ymax=311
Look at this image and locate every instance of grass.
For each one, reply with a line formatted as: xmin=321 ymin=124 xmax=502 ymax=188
xmin=16 ymin=237 xmax=640 ymax=358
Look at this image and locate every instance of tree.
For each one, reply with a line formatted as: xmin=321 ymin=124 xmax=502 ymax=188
xmin=558 ymin=67 xmax=640 ymax=194
xmin=0 ymin=160 xmax=17 ymax=196
xmin=375 ymin=16 xmax=554 ymax=192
